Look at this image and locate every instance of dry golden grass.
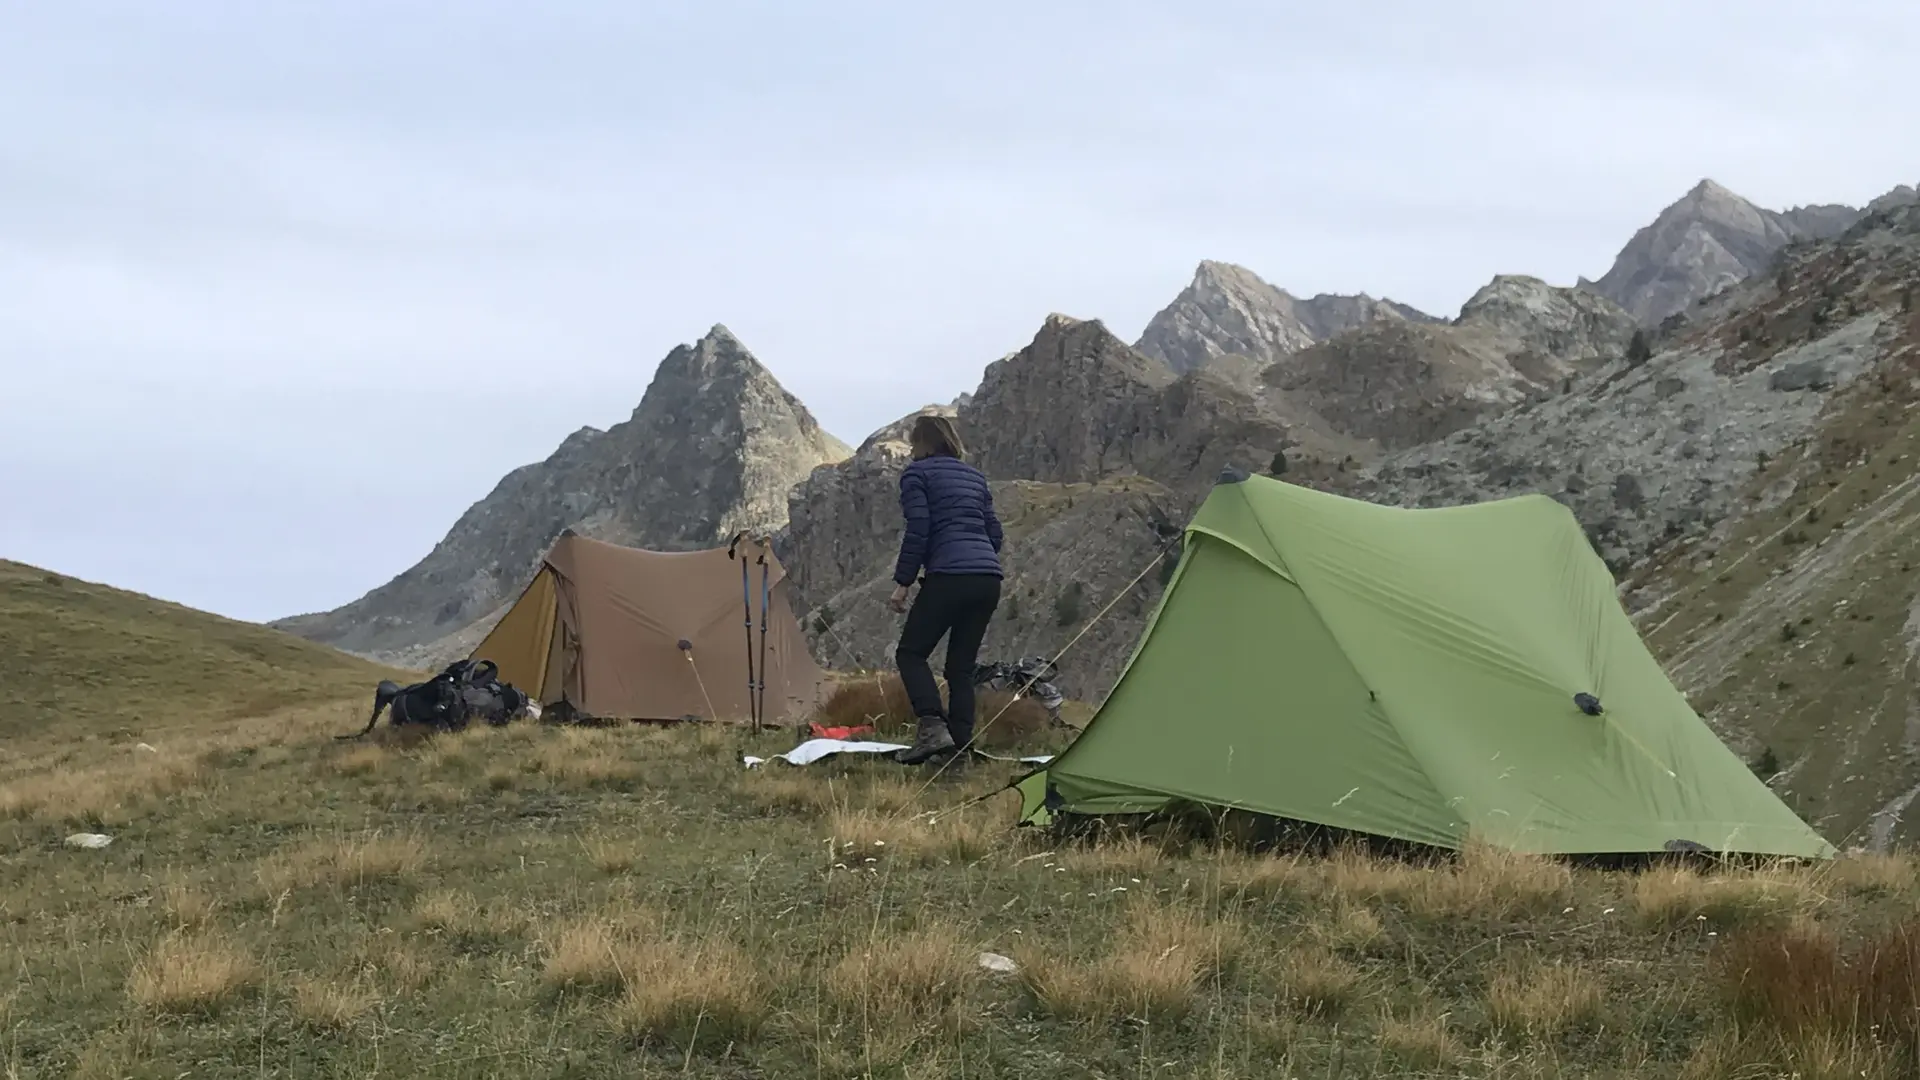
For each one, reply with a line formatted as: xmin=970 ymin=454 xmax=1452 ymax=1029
xmin=1824 ymin=850 xmax=1918 ymax=897
xmin=1378 ymin=1006 xmax=1462 ymax=1069
xmin=127 ymin=931 xmax=260 ymax=1014
xmin=1488 ymin=960 xmax=1606 ymax=1037
xmin=1304 ymin=841 xmax=1575 ymax=924
xmin=826 ymin=807 xmax=998 ymax=868
xmin=740 ymin=768 xmax=924 ymax=820
xmin=158 ymin=880 xmax=220 ymax=928
xmin=533 ymin=728 xmax=646 ymax=787
xmin=328 ymin=743 xmax=388 ymax=777
xmin=1021 ymin=899 xmax=1242 ymax=1023
xmin=810 ymin=674 xmax=915 ymax=735
xmin=1056 ymin=835 xmax=1171 ymax=880
xmin=413 ymin=888 xmax=527 ymax=945
xmin=1713 ymin=916 xmax=1920 ymax=1059
xmin=1682 ymin=1028 xmax=1899 ymax=1080
xmin=289 ymin=974 xmax=379 ymax=1032
xmin=256 ymin=830 xmax=427 ymax=894
xmin=0 ymin=752 xmax=206 ymax=823
xmin=741 ymin=770 xmax=837 ymax=816
xmin=826 ymin=926 xmax=979 ymax=1034
xmin=605 ymin=936 xmax=762 ymax=1050
xmin=369 ymin=941 xmax=436 ymax=992
xmin=580 ymin=831 xmax=645 ymax=875
xmin=1309 ymin=903 xmax=1387 ymax=954
xmin=1212 ymin=848 xmax=1308 ymax=901
xmin=542 ymin=917 xmax=633 ymax=993
xmin=1632 ymin=863 xmax=1825 ymax=929
xmin=1275 ymin=945 xmax=1365 ymax=1017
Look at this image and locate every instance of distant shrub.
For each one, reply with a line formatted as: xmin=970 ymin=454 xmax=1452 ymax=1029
xmin=1054 ymin=582 xmax=1085 ymax=627
xmin=1625 ymin=330 xmax=1652 ymax=368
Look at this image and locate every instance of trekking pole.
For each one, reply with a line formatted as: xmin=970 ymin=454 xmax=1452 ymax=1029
xmin=730 ymin=532 xmax=756 ymax=727
xmin=756 ymin=545 xmax=771 ymax=733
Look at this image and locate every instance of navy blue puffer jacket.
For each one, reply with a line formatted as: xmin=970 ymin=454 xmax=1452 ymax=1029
xmin=892 ymin=454 xmax=1004 ymax=586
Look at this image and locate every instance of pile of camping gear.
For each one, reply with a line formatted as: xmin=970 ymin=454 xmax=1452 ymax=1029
xmin=338 ymin=659 xmax=537 ymax=740
xmin=972 ymin=655 xmax=1067 ymax=725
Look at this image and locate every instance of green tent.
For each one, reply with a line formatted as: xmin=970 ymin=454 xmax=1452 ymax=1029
xmin=1017 ymin=470 xmax=1832 ymax=859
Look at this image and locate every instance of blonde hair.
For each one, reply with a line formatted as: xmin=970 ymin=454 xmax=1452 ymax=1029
xmin=909 ymin=414 xmax=966 ymax=461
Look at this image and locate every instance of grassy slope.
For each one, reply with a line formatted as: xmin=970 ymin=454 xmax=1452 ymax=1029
xmin=1631 ymin=273 xmax=1920 ymax=849
xmin=5 ymin=684 xmax=1920 ymax=1079
xmin=0 ymin=559 xmax=410 ymax=748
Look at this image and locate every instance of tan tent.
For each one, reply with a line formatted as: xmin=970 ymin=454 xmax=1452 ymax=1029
xmin=471 ymin=531 xmax=831 ymax=724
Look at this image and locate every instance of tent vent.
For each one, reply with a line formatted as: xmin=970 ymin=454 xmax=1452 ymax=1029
xmin=1574 ymin=693 xmax=1603 ymax=716
xmin=1216 ymin=464 xmax=1252 ymax=485
xmin=677 ymin=639 xmax=693 ymax=651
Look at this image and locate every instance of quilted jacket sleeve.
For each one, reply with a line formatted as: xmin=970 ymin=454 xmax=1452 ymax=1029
xmin=893 ymin=465 xmax=930 ymax=587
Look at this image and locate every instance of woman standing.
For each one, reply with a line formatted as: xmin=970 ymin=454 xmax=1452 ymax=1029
xmin=888 ymin=414 xmax=1003 ymax=764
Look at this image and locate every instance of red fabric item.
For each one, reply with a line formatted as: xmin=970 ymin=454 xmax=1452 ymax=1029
xmin=809 ymin=723 xmax=876 ymax=740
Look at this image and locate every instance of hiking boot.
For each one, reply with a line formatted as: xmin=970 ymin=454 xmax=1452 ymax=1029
xmin=895 ymin=716 xmax=955 ymax=764
xmin=931 ymin=750 xmax=972 ymax=780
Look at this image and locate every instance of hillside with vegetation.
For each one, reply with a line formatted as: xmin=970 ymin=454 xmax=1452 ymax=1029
xmin=4 ymin=675 xmax=1919 ymax=1078
xmin=0 ymin=559 xmax=406 ymax=748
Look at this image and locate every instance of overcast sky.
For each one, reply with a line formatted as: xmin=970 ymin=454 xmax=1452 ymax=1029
xmin=2 ymin=1 xmax=1913 ymax=624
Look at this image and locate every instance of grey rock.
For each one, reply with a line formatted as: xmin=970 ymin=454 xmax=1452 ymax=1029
xmin=1583 ymin=178 xmax=1870 ymax=326
xmin=962 ymin=314 xmax=1296 ymax=493
xmin=1769 ymin=361 xmax=1835 ymax=392
xmin=1263 ymin=275 xmax=1638 ymax=450
xmin=1134 ymin=260 xmax=1438 ymax=374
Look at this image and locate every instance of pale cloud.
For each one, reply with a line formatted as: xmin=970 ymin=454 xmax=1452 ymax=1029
xmin=2 ymin=0 xmax=1914 ymax=621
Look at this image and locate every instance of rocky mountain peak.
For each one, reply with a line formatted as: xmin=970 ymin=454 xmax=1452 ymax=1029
xmin=963 ymin=316 xmax=1178 ymax=483
xmin=1456 ymin=274 xmax=1638 ymax=358
xmin=272 ymin=326 xmax=849 ymax=660
xmin=1135 ymin=260 xmax=1436 ymax=374
xmin=1585 ymin=179 xmax=1868 ymax=326
xmin=1258 ymin=273 xmax=1636 ymax=451
xmin=1867 ymin=183 xmax=1920 ymax=215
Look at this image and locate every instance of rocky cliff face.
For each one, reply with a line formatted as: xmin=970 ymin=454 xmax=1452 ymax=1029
xmin=1264 ymin=275 xmax=1639 ymax=450
xmin=1355 ymin=202 xmax=1920 ymax=846
xmin=1134 ymin=260 xmax=1437 ymax=374
xmin=1582 ymin=179 xmax=1868 ymax=326
xmin=960 ymin=314 xmax=1302 ymax=492
xmin=273 ymin=325 xmax=850 ymax=658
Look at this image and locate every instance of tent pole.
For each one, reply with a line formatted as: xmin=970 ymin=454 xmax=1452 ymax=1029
xmin=732 ymin=533 xmax=755 ymax=727
xmin=756 ymin=545 xmax=770 ymax=734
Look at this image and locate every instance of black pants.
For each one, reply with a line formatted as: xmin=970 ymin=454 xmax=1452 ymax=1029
xmin=895 ymin=574 xmax=1002 ymax=749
